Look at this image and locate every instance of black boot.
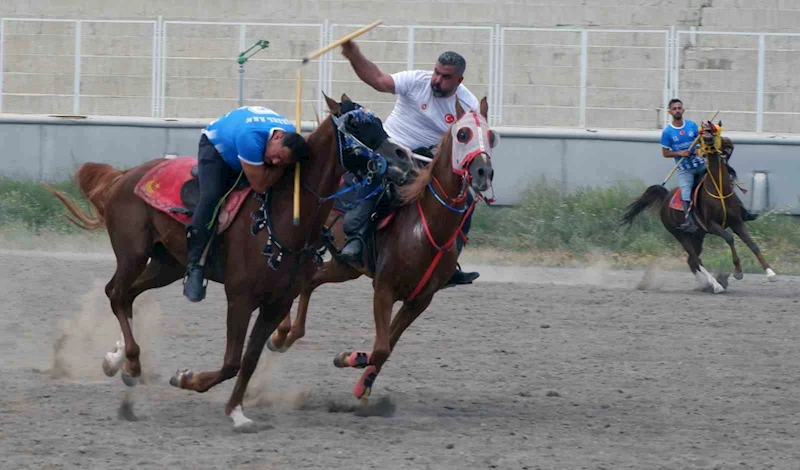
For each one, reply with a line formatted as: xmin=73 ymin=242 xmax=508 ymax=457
xmin=741 ymin=206 xmax=759 ymax=222
xmin=678 ymin=201 xmax=698 ymax=233
xmin=339 ymin=236 xmax=365 ymax=266
xmin=183 ymin=225 xmax=211 ymax=302
xmin=444 ymin=264 xmax=480 ymax=288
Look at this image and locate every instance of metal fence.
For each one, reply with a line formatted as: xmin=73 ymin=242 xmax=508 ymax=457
xmin=1 ymin=17 xmax=799 ymax=133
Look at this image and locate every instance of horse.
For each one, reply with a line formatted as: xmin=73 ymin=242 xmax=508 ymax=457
xmin=46 ymin=93 xmax=415 ymax=429
xmin=621 ymin=120 xmax=777 ymax=293
xmin=266 ymin=97 xmax=496 ymax=402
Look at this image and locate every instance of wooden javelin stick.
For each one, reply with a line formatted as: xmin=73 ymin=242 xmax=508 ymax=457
xmin=292 ymin=20 xmax=384 ymax=226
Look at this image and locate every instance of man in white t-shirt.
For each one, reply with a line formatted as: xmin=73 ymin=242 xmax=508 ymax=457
xmin=338 ymin=41 xmax=480 ymax=287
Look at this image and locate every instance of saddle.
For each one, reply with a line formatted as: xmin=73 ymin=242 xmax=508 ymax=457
xmin=133 ymin=157 xmax=252 ymax=234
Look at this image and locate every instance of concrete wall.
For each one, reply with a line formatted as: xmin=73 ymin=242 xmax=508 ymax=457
xmin=2 ymin=114 xmax=798 ymax=213
xmin=2 ymin=1 xmax=800 ymax=132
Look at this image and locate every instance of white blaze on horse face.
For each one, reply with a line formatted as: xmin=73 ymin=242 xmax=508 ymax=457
xmin=450 ymin=111 xmax=494 ymax=174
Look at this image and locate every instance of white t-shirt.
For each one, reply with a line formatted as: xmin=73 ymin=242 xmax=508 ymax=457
xmin=384 ymin=70 xmax=479 ymax=151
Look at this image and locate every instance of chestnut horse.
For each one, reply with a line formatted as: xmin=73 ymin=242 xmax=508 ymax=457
xmin=267 ymin=98 xmax=496 ymax=401
xmin=621 ymin=121 xmax=777 ymax=293
xmin=47 ymin=94 xmax=413 ymax=429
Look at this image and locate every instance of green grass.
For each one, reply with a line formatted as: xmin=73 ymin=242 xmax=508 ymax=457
xmin=2 ymin=175 xmax=799 ymax=274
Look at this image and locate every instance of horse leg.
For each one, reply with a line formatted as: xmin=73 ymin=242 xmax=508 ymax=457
xmin=706 ymin=221 xmax=743 ymax=280
xmin=729 ymin=220 xmax=777 ymax=281
xmin=170 ymin=294 xmax=257 ymax=393
xmin=268 ymin=259 xmax=361 ymax=352
xmin=676 ymin=233 xmax=724 ymax=293
xmin=225 ymin=300 xmax=293 ymax=430
xmin=102 ymin=255 xmax=184 ymax=379
xmin=332 ymin=283 xmax=399 ymax=402
xmin=103 ymin=251 xmax=150 ymax=386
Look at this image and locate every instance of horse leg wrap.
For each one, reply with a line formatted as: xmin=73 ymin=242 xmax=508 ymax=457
xmin=353 ymin=365 xmax=378 ymax=399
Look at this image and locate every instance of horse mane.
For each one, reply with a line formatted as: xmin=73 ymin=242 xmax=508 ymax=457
xmin=399 ymin=132 xmax=452 ymax=205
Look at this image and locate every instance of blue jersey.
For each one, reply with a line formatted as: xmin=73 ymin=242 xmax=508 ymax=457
xmin=202 ymin=106 xmax=296 ymax=171
xmin=660 ymin=121 xmax=704 ymax=171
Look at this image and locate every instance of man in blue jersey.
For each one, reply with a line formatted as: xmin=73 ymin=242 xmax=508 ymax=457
xmin=184 ymin=106 xmax=311 ymax=302
xmin=661 ymin=99 xmax=757 ymax=233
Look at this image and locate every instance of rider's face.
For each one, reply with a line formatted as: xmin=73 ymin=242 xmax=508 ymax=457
xmin=669 ymin=103 xmax=684 ymax=120
xmin=430 ymin=63 xmax=462 ymax=98
xmin=263 ymin=131 xmax=293 ymax=166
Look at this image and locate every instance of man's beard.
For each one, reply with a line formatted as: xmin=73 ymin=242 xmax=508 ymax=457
xmin=431 ymin=83 xmax=449 ymax=98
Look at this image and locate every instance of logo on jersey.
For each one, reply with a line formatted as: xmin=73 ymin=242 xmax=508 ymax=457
xmin=679 ymin=130 xmax=685 ymax=136
xmin=421 ymin=103 xmax=427 ymax=110
xmin=444 ymin=114 xmax=455 ymax=124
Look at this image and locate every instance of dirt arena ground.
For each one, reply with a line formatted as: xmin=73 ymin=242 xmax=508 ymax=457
xmin=2 ymin=248 xmax=800 ymax=469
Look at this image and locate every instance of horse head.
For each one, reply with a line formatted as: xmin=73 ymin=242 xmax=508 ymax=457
xmin=323 ymin=93 xmax=414 ymax=185
xmin=699 ymin=120 xmax=727 ymax=161
xmin=450 ymin=97 xmax=496 ymax=194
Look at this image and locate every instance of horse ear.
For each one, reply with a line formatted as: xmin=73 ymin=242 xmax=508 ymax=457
xmin=323 ymin=92 xmax=341 ymax=115
xmin=479 ymin=97 xmax=489 ymax=120
xmin=455 ymin=98 xmax=465 ymax=120
xmin=340 ymin=93 xmax=352 ymax=103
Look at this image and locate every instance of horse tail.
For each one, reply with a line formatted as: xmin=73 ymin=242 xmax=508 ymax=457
xmin=620 ymin=185 xmax=669 ymax=226
xmin=46 ymin=163 xmax=127 ymax=231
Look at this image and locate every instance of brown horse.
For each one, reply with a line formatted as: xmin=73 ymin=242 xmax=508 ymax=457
xmin=267 ymin=98 xmax=496 ymax=401
xmin=47 ymin=94 xmax=413 ymax=429
xmin=621 ymin=121 xmax=777 ymax=293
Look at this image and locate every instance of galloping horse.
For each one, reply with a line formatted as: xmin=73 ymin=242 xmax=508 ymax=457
xmin=621 ymin=121 xmax=776 ymax=293
xmin=267 ymin=98 xmax=496 ymax=401
xmin=47 ymin=94 xmax=413 ymax=428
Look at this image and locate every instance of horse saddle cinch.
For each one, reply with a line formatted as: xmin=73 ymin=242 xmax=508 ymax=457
xmin=133 ymin=157 xmax=252 ymax=234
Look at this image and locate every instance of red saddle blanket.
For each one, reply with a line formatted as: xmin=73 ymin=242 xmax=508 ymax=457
xmin=133 ymin=157 xmax=251 ymax=233
xmin=668 ymin=179 xmax=704 ymax=211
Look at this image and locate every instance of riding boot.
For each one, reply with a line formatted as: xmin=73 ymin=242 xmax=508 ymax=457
xmin=741 ymin=205 xmax=759 ymax=222
xmin=183 ymin=225 xmax=211 ymax=302
xmin=678 ymin=200 xmax=698 ymax=233
xmin=339 ymin=194 xmax=378 ymax=266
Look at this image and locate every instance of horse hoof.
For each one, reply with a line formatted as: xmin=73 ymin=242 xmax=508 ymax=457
xmin=734 ymin=272 xmax=744 ymax=280
xmin=169 ymin=369 xmax=191 ymax=388
xmin=267 ymin=336 xmax=289 ymax=354
xmin=333 ymin=351 xmax=350 ymax=368
xmin=766 ymin=268 xmax=777 ymax=282
xmin=229 ymin=405 xmax=256 ymax=432
xmin=121 ymin=371 xmax=138 ymax=387
xmin=713 ymin=284 xmax=725 ymax=294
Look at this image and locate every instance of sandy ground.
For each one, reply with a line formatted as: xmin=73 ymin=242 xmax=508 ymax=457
xmin=2 ymin=248 xmax=800 ymax=470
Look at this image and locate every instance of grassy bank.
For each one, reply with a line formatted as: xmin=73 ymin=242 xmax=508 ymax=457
xmin=2 ymin=176 xmax=799 ymax=274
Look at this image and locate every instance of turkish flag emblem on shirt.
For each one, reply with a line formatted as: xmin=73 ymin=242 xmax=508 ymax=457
xmin=421 ymin=103 xmax=427 ymax=110
xmin=444 ymin=114 xmax=455 ymax=124
xmin=679 ymin=130 xmax=685 ymax=136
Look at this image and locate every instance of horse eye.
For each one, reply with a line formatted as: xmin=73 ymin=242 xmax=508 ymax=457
xmin=488 ymin=131 xmax=498 ymax=148
xmin=457 ymin=128 xmax=472 ymax=143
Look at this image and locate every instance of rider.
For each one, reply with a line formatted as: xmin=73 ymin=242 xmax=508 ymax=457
xmin=339 ymin=40 xmax=480 ymax=287
xmin=661 ymin=98 xmax=757 ymax=233
xmin=184 ymin=106 xmax=311 ymax=303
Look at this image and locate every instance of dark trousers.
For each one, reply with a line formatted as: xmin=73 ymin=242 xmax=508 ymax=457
xmin=342 ymin=176 xmax=382 ymax=241
xmin=191 ymin=134 xmax=241 ymax=232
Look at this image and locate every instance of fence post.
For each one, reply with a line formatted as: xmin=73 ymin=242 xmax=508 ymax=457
xmin=497 ymin=26 xmax=504 ymax=124
xmin=160 ymin=21 xmax=167 ymax=118
xmin=0 ymin=19 xmax=5 ymax=113
xmin=406 ymin=26 xmax=415 ymax=70
xmin=238 ymin=24 xmax=246 ymax=107
xmin=756 ymin=33 xmax=765 ymax=133
xmin=73 ymin=21 xmax=82 ymax=115
xmin=151 ymin=18 xmax=159 ymax=117
xmin=578 ymin=29 xmax=588 ymax=128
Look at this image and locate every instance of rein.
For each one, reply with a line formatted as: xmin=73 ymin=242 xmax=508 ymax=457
xmin=699 ymin=143 xmax=734 ymax=228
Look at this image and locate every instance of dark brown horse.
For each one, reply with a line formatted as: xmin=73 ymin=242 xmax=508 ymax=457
xmin=621 ymin=121 xmax=776 ymax=293
xmin=267 ymin=98 xmax=496 ymax=401
xmin=47 ymin=94 xmax=413 ymax=429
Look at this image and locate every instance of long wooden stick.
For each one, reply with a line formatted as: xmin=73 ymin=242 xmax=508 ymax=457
xmin=293 ymin=69 xmax=302 ymax=225
xmin=301 ymin=20 xmax=383 ymax=64
xmin=292 ymin=20 xmax=384 ymax=226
